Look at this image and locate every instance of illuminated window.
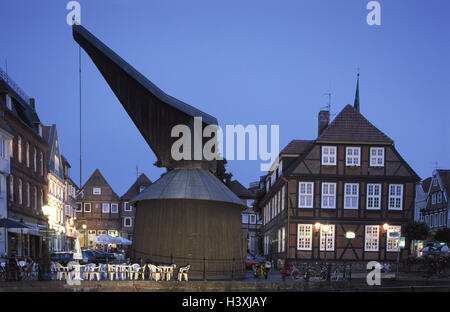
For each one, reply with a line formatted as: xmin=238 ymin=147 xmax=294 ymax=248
xmin=365 ymin=225 xmax=379 ymax=251
xmin=297 ymin=224 xmax=313 ymax=251
xmin=387 ymin=225 xmax=401 ymax=252
xmin=320 ymin=225 xmax=335 ymax=251
xmin=18 ymin=137 xmax=22 ymax=163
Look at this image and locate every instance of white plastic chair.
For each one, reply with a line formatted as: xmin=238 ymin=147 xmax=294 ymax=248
xmin=130 ymin=264 xmax=145 ymax=280
xmin=108 ymin=264 xmax=118 ymax=280
xmin=148 ymin=264 xmax=161 ymax=281
xmin=178 ymin=265 xmax=190 ymax=281
xmin=55 ymin=262 xmax=68 ymax=281
xmin=166 ymin=264 xmax=177 ymax=281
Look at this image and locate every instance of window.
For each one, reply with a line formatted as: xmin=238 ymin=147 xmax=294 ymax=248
xmin=281 ymin=185 xmax=286 ymax=210
xmin=367 ymin=184 xmax=381 ymax=209
xmin=18 ymin=137 xmax=22 ymax=163
xmin=93 ymin=188 xmax=101 ymax=195
xmin=6 ymin=94 xmax=12 ymax=110
xmin=33 ymin=186 xmax=37 ymax=210
xmin=26 ymin=143 xmax=29 ymax=167
xmin=299 ymin=182 xmax=314 ymax=208
xmin=437 ymin=192 xmax=442 ymax=203
xmin=54 ymin=155 xmax=59 ymax=173
xmin=0 ymin=139 xmax=4 ymax=159
xmin=387 ymin=226 xmax=401 ymax=252
xmin=281 ymin=227 xmax=286 ymax=252
xmin=432 ymin=193 xmax=436 ymax=204
xmin=139 ymin=186 xmax=146 ymax=193
xmin=297 ymin=224 xmax=313 ymax=250
xmin=344 ymin=183 xmax=359 ymax=209
xmin=365 ymin=225 xmax=379 ymax=251
xmin=102 ymin=203 xmax=110 ymax=213
xmin=9 ymin=140 xmax=13 ymax=159
xmin=124 ymin=217 xmax=132 ymax=227
xmin=264 ymin=235 xmax=269 ymax=255
xmin=320 ymin=225 xmax=335 ymax=251
xmin=76 ymin=203 xmax=82 ymax=212
xmin=346 ymin=147 xmax=360 ymax=166
xmin=242 ymin=214 xmax=248 ymax=224
xmin=440 ymin=212 xmax=444 ymax=226
xmin=388 ymin=184 xmax=403 ymax=210
xmin=84 ymin=203 xmax=91 ymax=212
xmin=124 ymin=202 xmax=131 ymax=212
xmin=321 ymin=183 xmax=336 ymax=209
xmin=40 ymin=152 xmax=43 ymax=176
xmin=322 ymin=146 xmax=336 ymax=165
xmin=425 ymin=215 xmax=429 ymax=227
xmin=40 ymin=189 xmax=43 ymax=208
xmin=27 ymin=183 xmax=30 ymax=207
xmin=33 ymin=148 xmax=37 ymax=172
xmin=18 ymin=179 xmax=22 ymax=205
xmin=111 ymin=203 xmax=118 ymax=213
xmin=250 ymin=214 xmax=256 ymax=224
xmin=278 ymin=229 xmax=282 ymax=253
xmin=9 ymin=175 xmax=13 ymax=202
xmin=370 ymin=147 xmax=384 ymax=167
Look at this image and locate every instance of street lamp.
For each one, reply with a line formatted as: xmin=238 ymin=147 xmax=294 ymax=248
xmin=322 ymin=224 xmax=330 ymax=264
xmin=82 ymin=224 xmax=87 ymax=248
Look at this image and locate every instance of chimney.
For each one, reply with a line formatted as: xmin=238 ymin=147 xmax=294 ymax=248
xmin=29 ymin=98 xmax=35 ymax=110
xmin=318 ymin=110 xmax=330 ymax=136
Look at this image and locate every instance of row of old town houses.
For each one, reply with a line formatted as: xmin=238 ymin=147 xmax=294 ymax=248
xmin=0 ymin=68 xmax=447 ymax=265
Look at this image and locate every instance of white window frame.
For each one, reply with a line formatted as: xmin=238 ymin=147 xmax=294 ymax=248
xmin=297 ymin=224 xmax=313 ymax=251
xmin=322 ymin=146 xmax=337 ymax=166
xmin=124 ymin=201 xmax=131 ymax=212
xmin=93 ymin=187 xmax=101 ymax=195
xmin=111 ymin=203 xmax=119 ymax=213
xmin=84 ymin=203 xmax=91 ymax=212
xmin=250 ymin=214 xmax=256 ymax=224
xmin=370 ymin=147 xmax=384 ymax=167
xmin=387 ymin=225 xmax=401 ymax=252
xmin=281 ymin=227 xmax=286 ymax=252
xmin=277 ymin=229 xmax=281 ymax=253
xmin=299 ymin=182 xmax=314 ymax=208
xmin=366 ymin=184 xmax=381 ymax=210
xmin=26 ymin=142 xmax=29 ymax=168
xmin=346 ymin=147 xmax=361 ymax=166
xmin=365 ymin=225 xmax=379 ymax=251
xmin=102 ymin=203 xmax=110 ymax=213
xmin=321 ymin=182 xmax=336 ymax=209
xmin=344 ymin=183 xmax=359 ymax=209
xmin=320 ymin=225 xmax=335 ymax=251
xmin=281 ymin=185 xmax=286 ymax=211
xmin=388 ymin=184 xmax=403 ymax=210
xmin=124 ymin=217 xmax=132 ymax=227
xmin=242 ymin=214 xmax=248 ymax=224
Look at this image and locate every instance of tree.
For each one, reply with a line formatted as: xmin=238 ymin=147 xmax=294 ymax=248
xmin=215 ymin=159 xmax=232 ymax=187
xmin=403 ymin=221 xmax=429 ymax=241
xmin=434 ymin=228 xmax=450 ymax=244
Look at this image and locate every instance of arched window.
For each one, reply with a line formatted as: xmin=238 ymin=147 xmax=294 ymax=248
xmin=26 ymin=183 xmax=30 ymax=207
xmin=26 ymin=142 xmax=30 ymax=167
xmin=18 ymin=179 xmax=22 ymax=205
xmin=9 ymin=175 xmax=13 ymax=202
xmin=40 ymin=189 xmax=43 ymax=208
xmin=33 ymin=186 xmax=37 ymax=210
xmin=18 ymin=137 xmax=22 ymax=163
xmin=33 ymin=148 xmax=37 ymax=172
xmin=40 ymin=152 xmax=43 ymax=176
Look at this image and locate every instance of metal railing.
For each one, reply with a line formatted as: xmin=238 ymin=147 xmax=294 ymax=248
xmin=0 ymin=67 xmax=30 ymax=104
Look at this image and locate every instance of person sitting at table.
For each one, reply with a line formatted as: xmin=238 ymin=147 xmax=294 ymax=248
xmin=7 ymin=254 xmax=19 ymax=281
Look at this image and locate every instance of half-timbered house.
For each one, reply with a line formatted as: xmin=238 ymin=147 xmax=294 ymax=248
xmin=259 ymin=84 xmax=420 ymax=265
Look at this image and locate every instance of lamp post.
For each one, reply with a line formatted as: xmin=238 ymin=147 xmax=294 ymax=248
xmin=322 ymin=224 xmax=330 ymax=263
xmin=82 ymin=224 xmax=87 ymax=248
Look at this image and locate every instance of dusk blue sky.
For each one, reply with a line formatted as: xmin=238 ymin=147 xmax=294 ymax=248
xmin=1 ymin=0 xmax=449 ymax=195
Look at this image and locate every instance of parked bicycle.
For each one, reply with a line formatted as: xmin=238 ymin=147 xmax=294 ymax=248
xmin=303 ymin=263 xmax=328 ymax=281
xmin=253 ymin=261 xmax=271 ymax=279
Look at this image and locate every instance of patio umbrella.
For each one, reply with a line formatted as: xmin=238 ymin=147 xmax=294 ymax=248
xmin=0 ymin=218 xmax=29 ymax=258
xmin=92 ymin=234 xmax=118 ymax=245
xmin=73 ymin=237 xmax=83 ymax=260
xmin=115 ymin=237 xmax=132 ymax=245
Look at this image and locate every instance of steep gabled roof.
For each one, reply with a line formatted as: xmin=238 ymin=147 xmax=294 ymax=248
xmin=229 ymin=180 xmax=254 ymax=199
xmin=120 ymin=173 xmax=152 ymax=200
xmin=437 ymin=170 xmax=450 ymax=197
xmin=421 ymin=177 xmax=432 ymax=193
xmin=281 ymin=140 xmax=314 ymax=155
xmin=44 ymin=124 xmax=64 ymax=181
xmin=317 ymin=104 xmax=393 ymax=144
xmin=78 ymin=169 xmax=119 ymax=201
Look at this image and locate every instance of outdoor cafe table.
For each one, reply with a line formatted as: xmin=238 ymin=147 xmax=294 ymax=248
xmin=72 ymin=264 xmax=86 ymax=280
xmin=157 ymin=265 xmax=174 ymax=281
